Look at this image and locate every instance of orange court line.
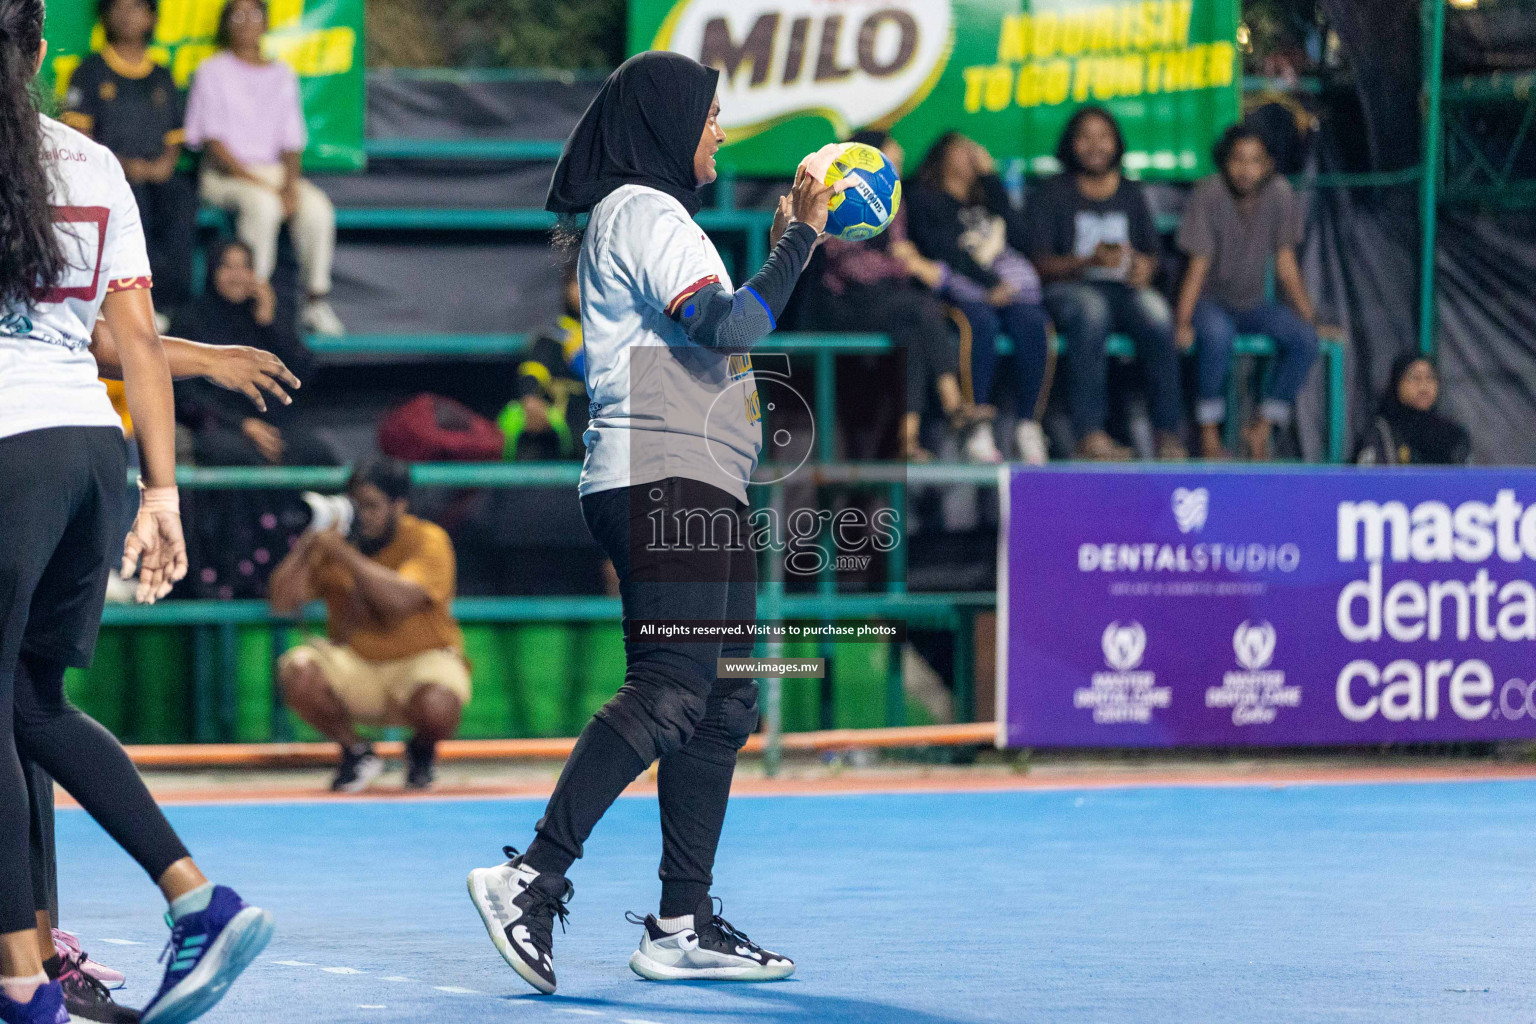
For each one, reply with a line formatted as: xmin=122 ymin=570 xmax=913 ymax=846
xmin=62 ymin=759 xmax=1536 ymax=809
xmin=122 ymin=722 xmax=1000 ymax=770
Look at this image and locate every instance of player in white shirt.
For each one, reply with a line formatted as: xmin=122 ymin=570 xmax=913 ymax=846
xmin=467 ymin=50 xmax=841 ymax=994
xmin=0 ymin=6 xmax=271 ymax=1022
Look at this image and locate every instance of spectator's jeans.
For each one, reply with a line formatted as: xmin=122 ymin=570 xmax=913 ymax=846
xmin=1042 ymin=281 xmax=1183 ymax=437
xmin=1192 ymin=299 xmax=1319 ymax=426
xmin=949 ymin=298 xmax=1051 ymax=420
xmin=130 ymin=175 xmax=197 ymax=309
xmin=200 ymin=164 xmax=336 ymax=297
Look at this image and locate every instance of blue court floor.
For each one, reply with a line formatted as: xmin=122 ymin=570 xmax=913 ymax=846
xmin=56 ymin=779 xmax=1536 ymax=1023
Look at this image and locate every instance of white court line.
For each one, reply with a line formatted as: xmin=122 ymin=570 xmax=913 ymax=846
xmin=98 ymin=938 xmax=143 ymax=946
xmin=250 ymin=954 xmax=687 ymax=1023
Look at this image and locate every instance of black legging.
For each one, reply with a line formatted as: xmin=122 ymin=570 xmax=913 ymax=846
xmin=0 ymin=427 xmax=190 ymax=935
xmin=524 ymin=478 xmax=759 ymax=916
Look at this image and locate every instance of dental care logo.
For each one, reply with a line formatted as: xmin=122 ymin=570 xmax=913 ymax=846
xmin=1077 ymin=483 xmax=1300 ymax=574
xmin=1205 ymin=620 xmax=1300 ymax=726
xmin=1172 ymin=487 xmax=1209 ymax=533
xmin=1101 ymin=621 xmax=1146 ymax=671
xmin=1233 ymin=620 xmax=1275 ymax=670
xmin=1074 ymin=621 xmax=1169 ymax=724
xmin=654 ymin=0 xmax=955 ymax=141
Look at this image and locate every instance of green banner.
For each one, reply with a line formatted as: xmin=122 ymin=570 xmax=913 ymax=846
xmin=629 ymin=0 xmax=1240 ymax=179
xmin=41 ymin=0 xmax=364 ymax=170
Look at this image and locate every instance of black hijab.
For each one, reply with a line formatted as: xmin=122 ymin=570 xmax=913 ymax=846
xmin=546 ymin=51 xmax=719 ymax=218
xmin=170 ymin=239 xmax=309 ymax=391
xmin=1378 ymin=353 xmax=1470 ymax=465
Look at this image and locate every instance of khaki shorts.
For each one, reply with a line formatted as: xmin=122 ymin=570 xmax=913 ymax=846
xmin=279 ymin=638 xmax=471 ymax=727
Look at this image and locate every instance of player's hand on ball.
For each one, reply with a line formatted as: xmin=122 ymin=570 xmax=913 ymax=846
xmin=789 ymin=162 xmax=849 ymax=236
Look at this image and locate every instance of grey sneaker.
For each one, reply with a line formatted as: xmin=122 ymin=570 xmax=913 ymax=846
xmin=626 ymin=900 xmax=794 ymax=982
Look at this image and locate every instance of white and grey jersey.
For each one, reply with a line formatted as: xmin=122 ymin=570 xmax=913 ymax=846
xmin=577 ymin=185 xmax=763 ymax=503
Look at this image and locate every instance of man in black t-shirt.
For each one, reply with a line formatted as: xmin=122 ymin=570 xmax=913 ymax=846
xmin=63 ymin=0 xmax=196 ymax=310
xmin=1023 ymin=107 xmax=1186 ymax=460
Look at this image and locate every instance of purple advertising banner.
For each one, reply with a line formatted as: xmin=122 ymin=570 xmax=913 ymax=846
xmin=998 ymin=466 xmax=1536 ymax=747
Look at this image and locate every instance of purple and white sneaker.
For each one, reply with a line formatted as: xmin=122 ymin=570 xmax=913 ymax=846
xmin=140 ymin=886 xmax=273 ymax=1024
xmin=0 ymin=980 xmax=67 ymax=1024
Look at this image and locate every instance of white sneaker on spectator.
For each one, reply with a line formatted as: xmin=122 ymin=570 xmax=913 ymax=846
xmin=303 ymin=298 xmax=346 ymax=337
xmin=963 ymin=423 xmax=1002 ymax=464
xmin=1015 ymin=421 xmax=1048 ymax=465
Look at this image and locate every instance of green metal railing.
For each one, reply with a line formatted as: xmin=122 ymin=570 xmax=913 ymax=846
xmin=119 ymin=462 xmax=1001 ymax=764
xmin=299 ymin=331 xmax=1348 ymax=463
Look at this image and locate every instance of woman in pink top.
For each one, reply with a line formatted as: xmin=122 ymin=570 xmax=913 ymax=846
xmin=185 ymin=0 xmax=344 ymax=335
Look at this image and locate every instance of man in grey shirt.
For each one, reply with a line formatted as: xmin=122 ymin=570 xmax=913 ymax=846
xmin=1174 ymin=123 xmax=1320 ymax=460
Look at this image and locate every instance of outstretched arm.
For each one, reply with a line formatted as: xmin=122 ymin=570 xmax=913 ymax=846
xmin=92 ymin=319 xmax=300 ymax=412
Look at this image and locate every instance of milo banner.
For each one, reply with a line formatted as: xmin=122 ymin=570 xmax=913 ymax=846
xmin=630 ymin=0 xmax=1239 ymax=178
xmin=999 ymin=467 xmax=1536 ymax=748
xmin=41 ymin=0 xmax=364 ymax=170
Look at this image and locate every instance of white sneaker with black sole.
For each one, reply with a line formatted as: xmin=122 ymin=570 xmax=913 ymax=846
xmin=466 ymin=846 xmax=571 ymax=995
xmin=627 ymin=900 xmax=794 ymax=982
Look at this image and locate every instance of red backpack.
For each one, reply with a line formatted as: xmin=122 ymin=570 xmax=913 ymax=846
xmin=377 ymin=393 xmax=504 ymax=462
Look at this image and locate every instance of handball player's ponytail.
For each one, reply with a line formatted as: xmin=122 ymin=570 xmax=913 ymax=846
xmin=0 ymin=0 xmax=64 ymax=307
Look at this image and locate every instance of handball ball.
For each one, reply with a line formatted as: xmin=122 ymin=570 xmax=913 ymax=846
xmin=809 ymin=141 xmax=901 ymax=242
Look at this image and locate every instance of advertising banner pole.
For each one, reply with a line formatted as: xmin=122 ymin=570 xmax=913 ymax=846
xmin=1418 ymin=0 xmax=1446 ymax=357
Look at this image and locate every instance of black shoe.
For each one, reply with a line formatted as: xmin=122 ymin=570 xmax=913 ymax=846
xmin=331 ymin=743 xmax=383 ymax=793
xmin=60 ymin=958 xmax=140 ymax=1023
xmin=466 ymin=846 xmax=572 ymax=994
xmin=404 ymin=740 xmax=436 ymax=791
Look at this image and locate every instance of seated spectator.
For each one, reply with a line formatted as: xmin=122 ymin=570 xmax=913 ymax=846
xmin=1175 ymin=124 xmax=1319 ymax=461
xmin=62 ymin=0 xmax=195 ymax=312
xmin=909 ymin=132 xmax=1051 ymax=464
xmin=170 ymin=239 xmax=333 ymax=466
xmin=1024 ymin=106 xmax=1186 ymax=460
xmin=500 ymin=267 xmax=589 ymax=460
xmin=271 ymin=459 xmax=470 ymax=792
xmin=1355 ymin=354 xmax=1471 ymax=465
xmin=184 ymin=0 xmax=344 ymax=336
xmin=815 ymin=130 xmax=973 ymax=461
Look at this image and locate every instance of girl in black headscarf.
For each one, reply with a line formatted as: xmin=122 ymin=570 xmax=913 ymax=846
xmin=468 ymin=50 xmax=839 ymax=996
xmin=1355 ymin=353 xmax=1471 ymax=465
xmin=170 ymin=239 xmax=329 ymax=467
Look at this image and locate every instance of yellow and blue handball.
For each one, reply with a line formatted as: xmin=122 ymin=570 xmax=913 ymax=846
xmin=818 ymin=142 xmax=901 ymax=242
